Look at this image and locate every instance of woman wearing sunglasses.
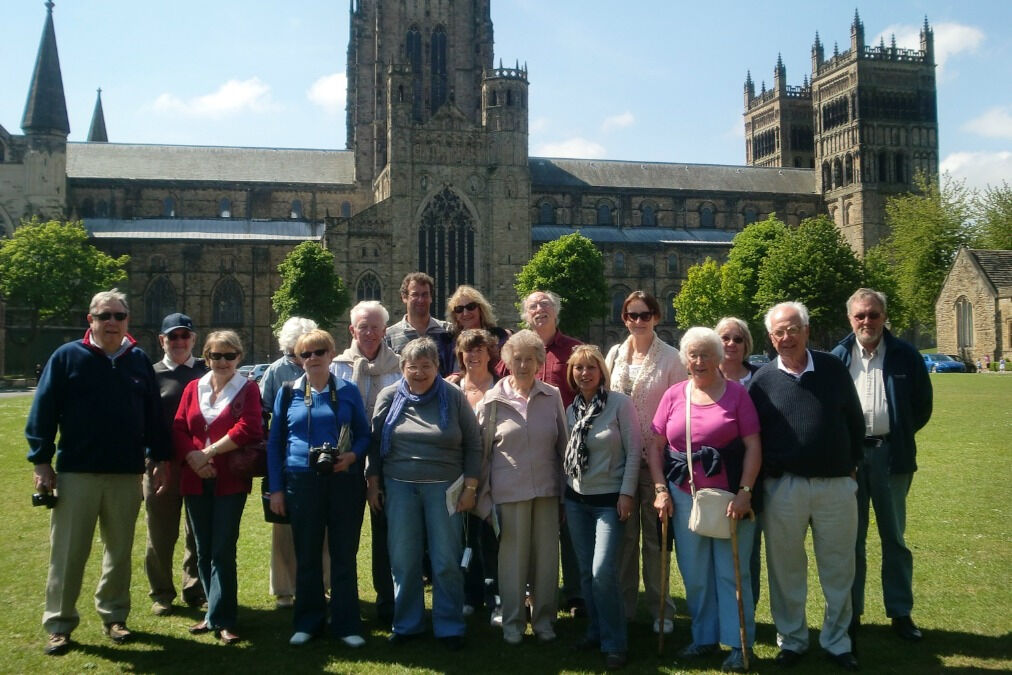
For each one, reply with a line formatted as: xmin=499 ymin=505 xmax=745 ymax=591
xmin=441 ymin=285 xmax=510 ymax=380
xmin=267 ymin=329 xmax=370 ymax=647
xmin=603 ymin=291 xmax=686 ymax=635
xmin=173 ymin=330 xmax=263 ymax=645
xmin=715 ymin=317 xmax=759 ymax=386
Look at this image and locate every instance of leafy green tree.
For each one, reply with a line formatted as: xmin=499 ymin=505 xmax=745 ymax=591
xmin=271 ymin=241 xmax=349 ymax=333
xmin=724 ymin=214 xmax=790 ymax=334
xmin=974 ymin=181 xmax=1012 ymax=250
xmin=0 ymin=218 xmax=128 ymax=340
xmin=755 ymin=215 xmax=863 ymax=348
xmin=673 ymin=257 xmax=729 ymax=329
xmin=861 ymin=246 xmax=909 ymax=333
xmin=514 ymin=233 xmax=607 ymax=338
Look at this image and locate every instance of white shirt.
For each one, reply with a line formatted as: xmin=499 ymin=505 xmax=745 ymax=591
xmin=197 ymin=371 xmax=247 ymax=426
xmin=161 ymin=354 xmax=197 ymax=371
xmin=849 ymin=339 xmax=890 ymax=436
xmin=776 ymin=349 xmax=815 ymax=379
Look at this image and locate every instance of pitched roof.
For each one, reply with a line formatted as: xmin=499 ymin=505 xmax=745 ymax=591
xmin=969 ymin=249 xmax=1012 ymax=295
xmin=529 ymin=157 xmax=817 ymax=195
xmin=66 ymin=143 xmax=356 ymax=185
xmin=87 ymin=89 xmax=108 ymax=143
xmin=533 ymin=225 xmax=734 ymax=246
xmin=21 ymin=2 xmax=69 ymax=135
xmin=83 ymin=218 xmax=324 ymax=242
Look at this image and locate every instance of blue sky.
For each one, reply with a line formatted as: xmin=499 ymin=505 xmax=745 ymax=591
xmin=3 ymin=1 xmax=1010 ymax=190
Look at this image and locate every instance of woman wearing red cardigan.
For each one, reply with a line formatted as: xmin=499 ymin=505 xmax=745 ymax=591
xmin=173 ymin=330 xmax=263 ymax=644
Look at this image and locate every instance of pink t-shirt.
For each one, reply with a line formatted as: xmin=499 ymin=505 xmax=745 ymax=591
xmin=651 ymin=380 xmax=760 ymax=494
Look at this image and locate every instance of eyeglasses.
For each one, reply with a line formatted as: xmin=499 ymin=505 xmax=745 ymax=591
xmin=299 ymin=348 xmax=328 ymax=359
xmin=208 ymin=352 xmax=239 ymax=361
xmin=852 ymin=311 xmax=882 ymax=321
xmin=526 ymin=299 xmax=554 ymax=310
xmin=166 ymin=331 xmax=191 ymax=341
xmin=721 ymin=335 xmax=744 ymax=344
xmin=453 ymin=301 xmax=479 ymax=314
xmin=770 ymin=326 xmax=803 ymax=340
xmin=623 ymin=311 xmax=654 ymax=322
xmin=94 ymin=312 xmax=128 ymax=322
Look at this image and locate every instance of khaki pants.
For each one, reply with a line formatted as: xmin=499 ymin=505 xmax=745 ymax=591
xmin=143 ymin=460 xmax=202 ymax=604
xmin=43 ymin=473 xmax=142 ymax=635
xmin=619 ymin=459 xmax=676 ymax=621
xmin=498 ymin=497 xmax=560 ymax=640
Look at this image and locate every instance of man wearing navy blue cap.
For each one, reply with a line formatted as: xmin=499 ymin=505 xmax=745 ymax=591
xmin=145 ymin=312 xmax=208 ymax=616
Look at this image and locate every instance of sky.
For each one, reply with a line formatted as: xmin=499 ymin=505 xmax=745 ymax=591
xmin=2 ymin=0 xmax=1010 ymax=191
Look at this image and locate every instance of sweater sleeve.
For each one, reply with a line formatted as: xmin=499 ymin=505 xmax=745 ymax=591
xmin=172 ymin=382 xmax=201 ymax=463
xmin=618 ymin=395 xmax=643 ymax=497
xmin=25 ymin=353 xmax=62 ymax=465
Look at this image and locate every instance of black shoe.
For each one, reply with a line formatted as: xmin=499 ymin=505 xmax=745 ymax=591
xmin=439 ymin=635 xmax=464 ymax=651
xmin=775 ymin=649 xmax=804 ymax=667
xmin=891 ymin=616 xmax=923 ymax=641
xmin=605 ymin=652 xmax=628 ymax=670
xmin=387 ymin=632 xmax=422 ymax=645
xmin=826 ymin=651 xmax=859 ymax=671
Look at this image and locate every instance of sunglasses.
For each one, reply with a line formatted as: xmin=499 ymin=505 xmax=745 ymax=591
xmin=623 ymin=311 xmax=654 ymax=322
xmin=721 ymin=335 xmax=744 ymax=344
xmin=94 ymin=312 xmax=128 ymax=322
xmin=208 ymin=352 xmax=240 ymax=361
xmin=853 ymin=312 xmax=882 ymax=321
xmin=166 ymin=331 xmax=191 ymax=341
xmin=299 ymin=348 xmax=328 ymax=359
xmin=453 ymin=301 xmax=479 ymax=314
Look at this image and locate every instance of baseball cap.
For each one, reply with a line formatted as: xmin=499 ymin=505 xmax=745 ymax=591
xmin=160 ymin=312 xmax=195 ymax=335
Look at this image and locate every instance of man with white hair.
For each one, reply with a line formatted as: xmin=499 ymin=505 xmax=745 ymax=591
xmin=260 ymin=316 xmax=320 ymax=608
xmin=748 ymin=301 xmax=864 ymax=671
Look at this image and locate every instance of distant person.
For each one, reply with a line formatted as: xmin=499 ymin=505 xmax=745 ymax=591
xmin=385 ymin=272 xmax=450 ymax=372
xmin=26 ymin=289 xmax=170 ymax=656
xmin=1000 ymin=358 xmax=1006 ymax=373
xmin=832 ymin=289 xmax=932 ymax=646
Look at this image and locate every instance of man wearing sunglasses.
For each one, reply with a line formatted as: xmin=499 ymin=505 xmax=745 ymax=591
xmin=831 ymin=289 xmax=933 ymax=648
xmin=26 ymin=289 xmax=170 ymax=656
xmin=146 ymin=313 xmax=208 ymax=616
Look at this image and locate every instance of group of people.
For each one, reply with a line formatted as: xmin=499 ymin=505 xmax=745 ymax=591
xmin=26 ymin=274 xmax=933 ymax=673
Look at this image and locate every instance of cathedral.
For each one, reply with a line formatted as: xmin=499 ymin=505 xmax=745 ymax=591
xmin=0 ymin=2 xmax=937 ymax=370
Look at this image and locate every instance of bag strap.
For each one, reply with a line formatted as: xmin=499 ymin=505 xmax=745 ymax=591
xmin=684 ymin=380 xmax=696 ymax=498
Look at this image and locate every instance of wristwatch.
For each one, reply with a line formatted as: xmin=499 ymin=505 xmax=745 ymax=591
xmin=739 ymin=485 xmax=752 ymax=493
xmin=654 ymin=484 xmax=669 ymax=494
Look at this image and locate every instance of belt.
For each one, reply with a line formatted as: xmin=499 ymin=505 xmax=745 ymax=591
xmin=864 ymin=435 xmax=888 ymax=447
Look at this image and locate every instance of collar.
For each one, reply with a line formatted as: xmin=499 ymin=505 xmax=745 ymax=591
xmin=777 ymin=349 xmax=815 ymax=377
xmin=399 ymin=314 xmax=445 ymax=333
xmin=83 ymin=329 xmax=134 ymax=360
xmin=161 ymin=353 xmax=197 ymax=371
xmin=294 ymin=373 xmax=337 ymax=395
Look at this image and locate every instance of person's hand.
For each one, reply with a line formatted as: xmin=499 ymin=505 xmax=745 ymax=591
xmin=456 ymin=485 xmax=477 ymax=513
xmin=367 ymin=479 xmax=384 ymax=513
xmin=196 ymin=463 xmax=217 ymax=479
xmin=728 ymin=490 xmax=753 ymax=520
xmin=151 ymin=461 xmax=171 ymax=494
xmin=34 ymin=463 xmax=56 ymax=492
xmin=617 ymin=494 xmax=635 ymax=522
xmin=333 ymin=452 xmax=356 ymax=473
xmin=270 ymin=491 xmax=286 ymax=517
xmin=186 ymin=449 xmax=209 ymax=472
xmin=653 ymin=488 xmax=673 ymax=518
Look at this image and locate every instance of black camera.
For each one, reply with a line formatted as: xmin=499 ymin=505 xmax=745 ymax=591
xmin=32 ymin=489 xmax=58 ymax=508
xmin=308 ymin=442 xmax=336 ymax=474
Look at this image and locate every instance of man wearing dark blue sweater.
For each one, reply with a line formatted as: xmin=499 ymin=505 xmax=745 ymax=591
xmin=749 ymin=301 xmax=864 ymax=672
xmin=832 ymin=289 xmax=932 ymax=646
xmin=26 ymin=289 xmax=170 ymax=656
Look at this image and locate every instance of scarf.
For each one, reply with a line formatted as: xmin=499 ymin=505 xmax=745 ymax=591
xmin=334 ymin=340 xmax=401 ymax=413
xmin=380 ymin=376 xmax=449 ymax=457
xmin=610 ymin=333 xmax=660 ymax=397
xmin=564 ymin=387 xmax=608 ymax=480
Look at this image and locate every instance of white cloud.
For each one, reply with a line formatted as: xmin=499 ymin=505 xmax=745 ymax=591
xmin=940 ymin=151 xmax=1012 ymax=191
xmin=153 ymin=77 xmax=275 ymax=118
xmin=534 ymin=137 xmax=607 ymax=159
xmin=962 ymin=106 xmax=1012 ymax=140
xmin=601 ymin=111 xmax=634 ymax=132
xmin=307 ymin=73 xmax=347 ymax=115
xmin=529 ymin=117 xmax=550 ymax=134
xmin=873 ymin=22 xmax=984 ymax=77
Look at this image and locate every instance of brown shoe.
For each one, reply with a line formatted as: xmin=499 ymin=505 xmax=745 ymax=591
xmin=151 ymin=600 xmax=173 ymax=616
xmin=44 ymin=632 xmax=71 ymax=656
xmin=189 ymin=620 xmax=212 ymax=635
xmin=217 ymin=628 xmax=241 ymax=645
xmin=103 ymin=622 xmax=132 ymax=644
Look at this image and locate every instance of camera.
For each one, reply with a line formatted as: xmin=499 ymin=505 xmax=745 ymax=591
xmin=32 ymin=489 xmax=58 ymax=508
xmin=308 ymin=442 xmax=336 ymax=474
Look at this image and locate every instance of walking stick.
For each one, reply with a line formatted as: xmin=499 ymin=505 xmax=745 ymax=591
xmin=730 ymin=512 xmax=754 ymax=671
xmin=657 ymin=510 xmax=670 ymax=656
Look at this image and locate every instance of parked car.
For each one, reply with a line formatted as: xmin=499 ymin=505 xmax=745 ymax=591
xmin=923 ymin=353 xmax=966 ymax=373
xmin=238 ymin=365 xmax=255 ymax=378
xmin=747 ymin=354 xmax=771 ymax=367
xmin=250 ymin=363 xmax=271 ymax=382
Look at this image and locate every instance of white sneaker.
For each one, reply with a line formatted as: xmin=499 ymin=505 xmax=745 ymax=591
xmin=462 ymin=604 xmax=475 ymax=617
xmin=653 ymin=618 xmax=674 ymax=634
xmin=276 ymin=595 xmax=294 ymax=609
xmin=341 ymin=634 xmax=366 ymax=648
xmin=289 ymin=631 xmax=313 ymax=646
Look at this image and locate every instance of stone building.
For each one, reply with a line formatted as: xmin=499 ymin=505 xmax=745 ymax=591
xmin=935 ymin=248 xmax=1012 ymax=364
xmin=0 ymin=2 xmax=937 ymax=370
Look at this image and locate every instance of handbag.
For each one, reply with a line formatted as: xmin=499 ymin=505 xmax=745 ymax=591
xmin=261 ymin=479 xmax=290 ymax=524
xmin=684 ymin=381 xmax=734 ymax=539
xmin=225 ymin=381 xmax=268 ymax=480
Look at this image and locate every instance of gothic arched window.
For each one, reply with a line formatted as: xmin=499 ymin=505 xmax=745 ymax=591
xmin=665 ymin=292 xmax=677 ymax=324
xmin=878 ymin=151 xmax=889 ymax=183
xmin=163 ymin=197 xmax=177 ymax=218
xmin=743 ymin=206 xmax=758 ymax=225
xmin=290 ymin=199 xmax=303 ymax=219
xmin=430 ymin=26 xmax=448 ymax=113
xmin=538 ymin=201 xmax=555 ymax=225
xmin=596 ymin=202 xmax=613 ymax=226
xmin=666 ymin=254 xmax=678 ymax=275
xmin=145 ymin=276 xmax=177 ymax=328
xmin=212 ymin=277 xmax=243 ymax=326
xmin=219 ymin=198 xmax=231 ymax=218
xmin=418 ymin=188 xmax=476 ymax=314
xmin=356 ymin=272 xmax=382 ymax=301
xmin=341 ymin=201 xmax=352 ymax=218
xmin=611 ymin=289 xmax=628 ymax=323
xmin=956 ymin=296 xmax=973 ymax=349
xmin=894 ymin=152 xmax=905 ymax=184
xmin=406 ymin=26 xmax=423 ymax=121
xmin=699 ymin=204 xmax=715 ymax=228
xmin=613 ymin=252 xmax=625 ymax=275
xmin=844 ymin=155 xmax=854 ymax=185
xmin=640 ymin=203 xmax=657 ymax=227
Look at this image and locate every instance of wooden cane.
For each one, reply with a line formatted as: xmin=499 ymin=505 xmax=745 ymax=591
xmin=657 ymin=511 xmax=670 ymax=655
xmin=730 ymin=513 xmax=754 ymax=671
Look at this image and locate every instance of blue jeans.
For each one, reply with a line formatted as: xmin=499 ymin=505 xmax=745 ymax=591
xmin=670 ymin=486 xmax=755 ymax=648
xmin=565 ymin=498 xmax=627 ymax=654
xmin=853 ymin=440 xmax=914 ymax=618
xmin=185 ymin=484 xmax=247 ymax=631
xmin=286 ymin=469 xmax=365 ymax=637
xmin=384 ymin=478 xmax=465 ymax=638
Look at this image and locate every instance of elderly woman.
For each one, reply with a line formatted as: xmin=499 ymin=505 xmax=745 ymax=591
xmin=366 ymin=337 xmax=481 ymax=651
xmin=648 ymin=327 xmax=761 ymax=672
xmin=331 ymin=300 xmax=402 ymax=625
xmin=605 ymin=290 xmax=686 ymax=634
xmin=564 ymin=345 xmax=641 ymax=670
xmin=476 ymin=329 xmax=567 ymax=645
xmin=267 ymin=329 xmax=370 ymax=647
xmin=174 ymin=331 xmax=263 ymax=645
xmin=715 ymin=317 xmax=759 ymax=386
xmin=440 ymin=285 xmax=510 ymax=377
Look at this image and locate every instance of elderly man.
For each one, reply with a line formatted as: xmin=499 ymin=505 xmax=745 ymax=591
xmin=332 ymin=300 xmax=401 ymax=624
xmin=146 ymin=313 xmax=208 ymax=616
xmin=748 ymin=301 xmax=864 ymax=671
xmin=385 ymin=272 xmax=451 ymax=373
xmin=831 ymin=289 xmax=932 ymax=645
xmin=26 ymin=289 xmax=170 ymax=656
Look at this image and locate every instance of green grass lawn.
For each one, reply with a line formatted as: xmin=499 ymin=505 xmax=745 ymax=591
xmin=1 ymin=374 xmax=1009 ymax=673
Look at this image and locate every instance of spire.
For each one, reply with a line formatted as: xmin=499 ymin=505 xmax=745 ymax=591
xmin=852 ymin=8 xmax=862 ymax=30
xmin=851 ymin=7 xmax=865 ymax=52
xmin=88 ymin=88 xmax=108 ymax=142
xmin=21 ymin=2 xmax=69 ymax=135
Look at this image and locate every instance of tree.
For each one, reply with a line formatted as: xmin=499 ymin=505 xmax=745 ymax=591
xmin=723 ymin=215 xmax=790 ymax=334
xmin=755 ymin=215 xmax=863 ymax=348
xmin=514 ymin=233 xmax=607 ymax=338
xmin=861 ymin=245 xmax=909 ymax=333
xmin=974 ymin=181 xmax=1012 ymax=250
xmin=0 ymin=218 xmax=128 ymax=340
xmin=271 ymin=241 xmax=349 ymax=333
xmin=672 ymin=257 xmax=729 ymax=329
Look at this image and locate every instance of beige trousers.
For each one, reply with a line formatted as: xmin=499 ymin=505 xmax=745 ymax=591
xmin=619 ymin=459 xmax=676 ymax=621
xmin=497 ymin=497 xmax=560 ymax=640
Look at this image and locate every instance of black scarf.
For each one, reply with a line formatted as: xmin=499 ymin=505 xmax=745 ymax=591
xmin=565 ymin=387 xmax=608 ymax=480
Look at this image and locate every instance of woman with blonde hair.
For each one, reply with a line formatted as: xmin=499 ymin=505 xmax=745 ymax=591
xmin=441 ymin=285 xmax=510 ymax=378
